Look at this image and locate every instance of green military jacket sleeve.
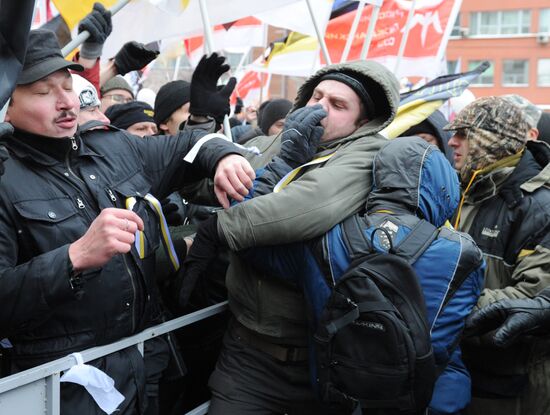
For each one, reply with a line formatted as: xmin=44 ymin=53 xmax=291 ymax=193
xmin=217 ymin=134 xmax=387 ymax=251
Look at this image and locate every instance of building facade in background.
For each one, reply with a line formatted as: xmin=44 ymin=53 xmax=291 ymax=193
xmin=447 ymin=0 xmax=550 ymax=110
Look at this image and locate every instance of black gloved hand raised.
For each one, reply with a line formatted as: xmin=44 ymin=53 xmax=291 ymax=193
xmin=78 ymin=2 xmax=112 ymax=59
xmin=114 ymin=41 xmax=159 ymax=76
xmin=178 ymin=215 xmax=226 ymax=307
xmin=0 ymin=123 xmax=13 ymax=179
xmin=279 ymin=104 xmax=326 ymax=168
xmin=465 ymin=288 xmax=550 ymax=347
xmin=189 ymin=53 xmax=236 ymax=124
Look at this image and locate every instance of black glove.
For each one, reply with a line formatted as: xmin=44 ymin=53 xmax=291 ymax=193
xmin=161 ymin=197 xmax=185 ymax=227
xmin=185 ymin=203 xmax=218 ymax=224
xmin=78 ymin=2 xmax=112 ymax=59
xmin=279 ymin=104 xmax=326 ymax=168
xmin=190 ymin=53 xmax=237 ymax=124
xmin=0 ymin=123 xmax=13 ymax=178
xmin=465 ymin=290 xmax=550 ymax=347
xmin=178 ymin=215 xmax=226 ymax=307
xmin=114 ymin=41 xmax=159 ymax=76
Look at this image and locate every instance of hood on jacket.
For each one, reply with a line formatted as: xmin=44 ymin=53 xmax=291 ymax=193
xmin=292 ymin=60 xmax=400 ymax=141
xmin=401 ymin=110 xmax=454 ymax=164
xmin=366 ymin=136 xmax=460 ymax=228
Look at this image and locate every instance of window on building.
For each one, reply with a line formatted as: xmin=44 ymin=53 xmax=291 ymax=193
xmin=451 ymin=13 xmax=461 ymax=36
xmin=468 ymin=60 xmax=494 ymax=85
xmin=470 ymin=10 xmax=531 ymax=35
xmin=479 ymin=12 xmax=499 ymax=34
xmin=538 ymin=59 xmax=550 ymax=85
xmin=540 ymin=9 xmax=550 ymax=33
xmin=502 ymin=60 xmax=529 ymax=85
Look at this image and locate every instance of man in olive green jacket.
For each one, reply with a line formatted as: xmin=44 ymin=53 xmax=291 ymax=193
xmin=181 ymin=60 xmax=400 ymax=414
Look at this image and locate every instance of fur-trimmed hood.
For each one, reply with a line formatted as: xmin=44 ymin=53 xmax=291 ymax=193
xmin=293 ymin=60 xmax=400 ymax=147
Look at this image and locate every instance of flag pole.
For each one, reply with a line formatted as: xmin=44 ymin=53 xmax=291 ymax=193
xmin=435 ymin=0 xmax=463 ymax=63
xmin=61 ymin=0 xmax=130 ymax=57
xmin=359 ymin=2 xmax=382 ymax=60
xmin=305 ymin=0 xmax=332 ymax=65
xmin=393 ymin=0 xmax=417 ymax=76
xmin=172 ymin=55 xmax=182 ymax=81
xmin=197 ymin=0 xmax=233 ymax=140
xmin=341 ymin=0 xmax=366 ymax=63
xmin=198 ymin=0 xmax=215 ymax=55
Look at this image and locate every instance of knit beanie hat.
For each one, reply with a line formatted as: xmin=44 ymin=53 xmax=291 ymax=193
xmin=293 ymin=62 xmax=394 ymax=124
xmin=154 ymin=80 xmax=191 ymax=125
xmin=100 ymin=75 xmax=134 ymax=98
xmin=259 ymin=98 xmax=293 ymax=135
xmin=319 ymin=72 xmax=376 ymax=120
xmin=105 ymin=101 xmax=155 ymax=130
xmin=445 ymin=96 xmax=530 ymax=181
xmin=401 ymin=119 xmax=438 ymax=140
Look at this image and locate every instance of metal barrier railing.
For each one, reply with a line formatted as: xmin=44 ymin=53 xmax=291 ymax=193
xmin=0 ymin=301 xmax=228 ymax=415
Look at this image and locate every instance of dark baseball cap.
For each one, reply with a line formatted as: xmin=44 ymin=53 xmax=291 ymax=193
xmin=17 ymin=29 xmax=83 ymax=85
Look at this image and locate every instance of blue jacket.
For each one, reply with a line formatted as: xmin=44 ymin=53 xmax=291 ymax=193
xmin=244 ymin=137 xmax=485 ymax=414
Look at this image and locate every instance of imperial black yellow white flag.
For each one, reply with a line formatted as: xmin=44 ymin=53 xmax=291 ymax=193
xmin=382 ymin=61 xmax=491 ymax=139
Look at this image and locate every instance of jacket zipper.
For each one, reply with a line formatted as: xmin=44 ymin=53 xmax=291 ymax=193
xmin=69 ymin=136 xmax=78 ymax=151
xmin=106 ymin=188 xmax=117 ymax=202
xmin=104 ymin=187 xmax=137 ymax=333
xmin=66 ymin=140 xmax=137 ymax=333
xmin=122 ymin=254 xmax=138 ymax=333
xmin=65 ymin=147 xmax=96 ymax=224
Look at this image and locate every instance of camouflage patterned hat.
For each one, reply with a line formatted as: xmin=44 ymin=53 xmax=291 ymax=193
xmin=444 ymin=96 xmax=530 ymax=181
xmin=502 ymin=94 xmax=542 ymax=128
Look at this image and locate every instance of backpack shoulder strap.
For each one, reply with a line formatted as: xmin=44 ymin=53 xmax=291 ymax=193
xmin=341 ymin=215 xmax=372 ymax=260
xmin=391 ymin=219 xmax=439 ymax=264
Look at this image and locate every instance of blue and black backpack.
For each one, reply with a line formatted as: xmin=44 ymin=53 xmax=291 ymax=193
xmin=313 ymin=218 xmax=440 ymax=415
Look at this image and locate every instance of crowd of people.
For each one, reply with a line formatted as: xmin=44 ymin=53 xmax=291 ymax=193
xmin=0 ymin=4 xmax=549 ymax=415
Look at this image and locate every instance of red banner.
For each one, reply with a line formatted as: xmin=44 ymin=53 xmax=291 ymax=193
xmin=324 ymin=0 xmax=455 ymax=64
xmin=230 ymin=70 xmax=269 ymax=106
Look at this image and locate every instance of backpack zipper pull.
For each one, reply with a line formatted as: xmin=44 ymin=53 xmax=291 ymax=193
xmin=76 ymin=197 xmax=85 ymax=209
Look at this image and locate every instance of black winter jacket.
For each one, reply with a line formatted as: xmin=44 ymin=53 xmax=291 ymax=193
xmin=458 ymin=141 xmax=550 ymax=396
xmin=0 ymin=125 xmax=239 ymax=369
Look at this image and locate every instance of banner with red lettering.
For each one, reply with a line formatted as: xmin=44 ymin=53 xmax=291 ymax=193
xmin=325 ymin=0 xmax=459 ymax=78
